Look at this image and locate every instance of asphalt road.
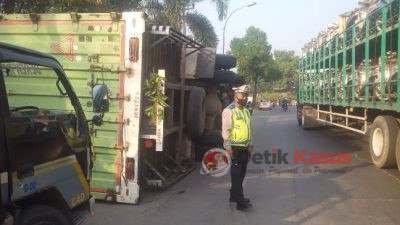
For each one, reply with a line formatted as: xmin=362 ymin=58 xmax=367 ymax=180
xmin=84 ymin=107 xmax=400 ymax=225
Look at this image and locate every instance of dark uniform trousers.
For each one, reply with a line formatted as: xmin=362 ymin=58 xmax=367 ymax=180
xmin=230 ymin=145 xmax=248 ymax=202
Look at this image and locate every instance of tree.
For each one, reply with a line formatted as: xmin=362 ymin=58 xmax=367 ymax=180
xmin=230 ymin=26 xmax=274 ymax=105
xmin=268 ymin=50 xmax=300 ymax=91
xmin=0 ymin=0 xmax=141 ymax=13
xmin=140 ymin=0 xmax=230 ymax=47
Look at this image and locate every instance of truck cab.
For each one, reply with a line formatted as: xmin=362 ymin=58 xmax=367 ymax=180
xmin=0 ymin=42 xmax=109 ymax=225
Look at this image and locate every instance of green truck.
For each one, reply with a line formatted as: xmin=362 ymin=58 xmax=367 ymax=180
xmin=298 ymin=0 xmax=400 ymax=170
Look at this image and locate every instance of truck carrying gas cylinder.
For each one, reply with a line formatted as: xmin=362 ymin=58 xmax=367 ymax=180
xmin=298 ymin=0 xmax=400 ymax=171
xmin=0 ymin=11 xmax=246 ymax=204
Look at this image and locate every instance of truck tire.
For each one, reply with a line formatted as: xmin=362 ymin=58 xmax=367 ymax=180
xmin=216 ymin=70 xmax=245 ymax=85
xmin=199 ymin=70 xmax=245 ymax=85
xmin=196 ymin=130 xmax=224 ymax=146
xmin=18 ymin=205 xmax=69 ymax=225
xmin=186 ymin=87 xmax=206 ymax=138
xmin=195 ymin=144 xmax=215 ymax=161
xmin=297 ymin=106 xmax=302 ymax=126
xmin=395 ymin=131 xmax=400 ymax=172
xmin=369 ymin=116 xmax=399 ymax=168
xmin=215 ymin=54 xmax=237 ymax=70
xmin=301 ymin=106 xmax=319 ymax=129
xmin=213 ymin=70 xmax=236 ymax=83
xmin=301 ymin=112 xmax=307 ymax=129
xmin=234 ymin=75 xmax=246 ymax=86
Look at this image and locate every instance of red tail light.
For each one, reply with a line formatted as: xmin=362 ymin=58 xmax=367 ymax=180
xmin=125 ymin=158 xmax=135 ymax=180
xmin=129 ymin=37 xmax=139 ymax=62
xmin=144 ymin=139 xmax=154 ymax=149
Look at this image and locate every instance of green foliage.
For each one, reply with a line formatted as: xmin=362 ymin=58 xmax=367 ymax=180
xmin=230 ymin=26 xmax=273 ymax=83
xmin=209 ymin=0 xmax=229 ymax=20
xmin=141 ymin=0 xmax=228 ymax=47
xmin=261 ymin=92 xmax=296 ymax=100
xmin=0 ymin=0 xmax=221 ymax=47
xmin=273 ymin=50 xmax=299 ymax=81
xmin=0 ymin=0 xmax=141 ymax=13
xmin=264 ymin=50 xmax=300 ymax=92
xmin=230 ymin=28 xmax=300 ymax=101
xmin=144 ymin=72 xmax=169 ymax=125
xmin=185 ymin=11 xmax=218 ymax=47
xmin=230 ymin=26 xmax=274 ymax=104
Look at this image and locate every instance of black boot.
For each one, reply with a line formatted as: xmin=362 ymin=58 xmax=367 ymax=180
xmin=236 ymin=202 xmax=253 ymax=211
xmin=229 ymin=197 xmax=250 ymax=203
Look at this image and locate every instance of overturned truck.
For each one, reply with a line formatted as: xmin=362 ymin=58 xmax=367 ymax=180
xmin=0 ymin=12 xmax=243 ymax=204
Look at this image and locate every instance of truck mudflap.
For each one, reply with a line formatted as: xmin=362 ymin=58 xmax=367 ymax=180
xmin=88 ymin=195 xmax=95 ymax=216
xmin=300 ymin=105 xmax=322 ymax=129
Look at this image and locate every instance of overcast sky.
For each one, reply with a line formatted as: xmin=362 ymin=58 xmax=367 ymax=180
xmin=196 ymin=0 xmax=360 ymax=56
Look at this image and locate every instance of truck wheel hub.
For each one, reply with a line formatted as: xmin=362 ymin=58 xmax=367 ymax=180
xmin=372 ymin=127 xmax=384 ymax=157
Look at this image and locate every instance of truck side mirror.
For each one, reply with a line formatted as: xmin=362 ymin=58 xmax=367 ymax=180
xmin=92 ymin=115 xmax=104 ymax=126
xmin=92 ymin=84 xmax=109 ymax=113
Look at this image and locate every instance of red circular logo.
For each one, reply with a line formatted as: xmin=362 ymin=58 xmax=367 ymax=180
xmin=200 ymin=148 xmax=231 ymax=177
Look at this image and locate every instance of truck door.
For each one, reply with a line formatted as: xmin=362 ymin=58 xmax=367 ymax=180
xmin=0 ymin=64 xmax=8 ymax=205
xmin=0 ymin=61 xmax=84 ymax=200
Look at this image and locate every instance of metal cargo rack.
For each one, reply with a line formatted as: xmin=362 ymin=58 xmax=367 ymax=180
xmin=299 ymin=0 xmax=400 ymax=130
xmin=139 ymin=25 xmax=204 ymax=189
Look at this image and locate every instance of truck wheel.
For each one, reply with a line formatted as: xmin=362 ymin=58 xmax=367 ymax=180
xmin=395 ymin=131 xmax=400 ymax=172
xmin=196 ymin=130 xmax=224 ymax=146
xmin=186 ymin=87 xmax=206 ymax=138
xmin=215 ymin=54 xmax=237 ymax=70
xmin=297 ymin=106 xmax=302 ymax=126
xmin=18 ymin=205 xmax=69 ymax=225
xmin=195 ymin=144 xmax=215 ymax=161
xmin=301 ymin=112 xmax=307 ymax=129
xmin=369 ymin=116 xmax=399 ymax=168
xmin=213 ymin=70 xmax=236 ymax=83
xmin=301 ymin=106 xmax=320 ymax=130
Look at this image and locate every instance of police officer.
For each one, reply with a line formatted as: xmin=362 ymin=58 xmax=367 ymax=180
xmin=222 ymin=85 xmax=253 ymax=211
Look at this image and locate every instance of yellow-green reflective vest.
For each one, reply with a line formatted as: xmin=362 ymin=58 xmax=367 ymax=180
xmin=230 ymin=106 xmax=251 ymax=147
